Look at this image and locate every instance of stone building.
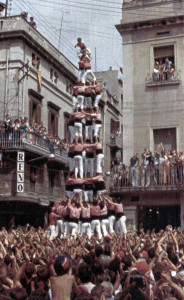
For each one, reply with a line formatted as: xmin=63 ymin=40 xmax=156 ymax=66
xmin=0 ymin=15 xmax=77 ymax=227
xmin=95 ymin=68 xmax=123 ymax=178
xmin=0 ymin=15 xmax=123 ymax=227
xmin=114 ymin=0 xmax=184 ymax=231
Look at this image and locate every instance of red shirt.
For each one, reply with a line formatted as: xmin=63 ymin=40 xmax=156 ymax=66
xmin=100 ymin=206 xmax=108 ymax=216
xmin=49 ymin=212 xmax=58 ymax=226
xmin=81 ymin=204 xmax=90 ymax=219
xmin=90 ymin=205 xmax=100 ymax=216
xmin=114 ymin=203 xmax=123 ymax=214
xmin=68 ymin=205 xmax=81 ymax=219
xmin=57 ymin=205 xmax=64 ymax=217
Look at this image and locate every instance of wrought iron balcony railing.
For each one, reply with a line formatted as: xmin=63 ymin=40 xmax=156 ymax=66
xmin=110 ymin=164 xmax=184 ymax=189
xmin=145 ymin=70 xmax=181 ymax=87
xmin=110 ymin=133 xmax=122 ymax=149
xmin=0 ymin=130 xmax=68 ymax=164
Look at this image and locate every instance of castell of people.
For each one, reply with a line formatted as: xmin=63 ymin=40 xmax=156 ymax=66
xmin=1 ymin=1 xmax=184 ymax=299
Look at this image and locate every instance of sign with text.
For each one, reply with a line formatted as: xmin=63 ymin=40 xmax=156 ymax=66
xmin=17 ymin=151 xmax=25 ymax=193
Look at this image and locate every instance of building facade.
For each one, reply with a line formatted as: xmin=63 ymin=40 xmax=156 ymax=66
xmin=114 ymin=0 xmax=184 ymax=231
xmin=95 ymin=68 xmax=123 ymax=181
xmin=0 ymin=15 xmax=77 ymax=227
xmin=0 ymin=15 xmax=123 ymax=228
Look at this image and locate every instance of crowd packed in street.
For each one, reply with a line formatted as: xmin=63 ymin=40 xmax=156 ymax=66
xmin=0 ymin=224 xmax=184 ymax=299
xmin=112 ymin=147 xmax=184 ymax=188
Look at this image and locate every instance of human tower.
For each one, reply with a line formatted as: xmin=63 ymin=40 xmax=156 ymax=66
xmin=49 ymin=39 xmax=126 ymax=240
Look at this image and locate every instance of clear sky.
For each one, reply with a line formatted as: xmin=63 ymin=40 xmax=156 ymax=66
xmin=9 ymin=0 xmax=123 ymax=71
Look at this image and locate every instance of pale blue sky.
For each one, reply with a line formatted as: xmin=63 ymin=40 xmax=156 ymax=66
xmin=9 ymin=0 xmax=123 ymax=71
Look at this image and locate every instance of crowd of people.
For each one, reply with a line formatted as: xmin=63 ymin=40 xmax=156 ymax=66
xmin=0 ymin=224 xmax=184 ymax=299
xmin=112 ymin=147 xmax=184 ymax=188
xmin=49 ymin=194 xmax=126 ymax=241
xmin=0 ymin=114 xmax=67 ymax=154
xmin=153 ymin=57 xmax=175 ymax=82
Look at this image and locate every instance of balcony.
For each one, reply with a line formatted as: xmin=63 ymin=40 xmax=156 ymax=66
xmin=0 ymin=130 xmax=68 ymax=165
xmin=110 ymin=133 xmax=122 ymax=149
xmin=145 ymin=70 xmax=181 ymax=87
xmin=110 ymin=165 xmax=184 ymax=195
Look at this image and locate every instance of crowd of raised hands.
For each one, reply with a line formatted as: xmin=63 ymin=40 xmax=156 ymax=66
xmin=0 ymin=224 xmax=184 ymax=299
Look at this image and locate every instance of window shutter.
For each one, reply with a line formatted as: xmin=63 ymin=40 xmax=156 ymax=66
xmin=48 ymin=111 xmax=52 ymax=134
xmin=55 ymin=115 xmax=58 ymax=136
xmin=29 ymin=101 xmax=33 ymax=121
xmin=36 ymin=105 xmax=41 ymax=124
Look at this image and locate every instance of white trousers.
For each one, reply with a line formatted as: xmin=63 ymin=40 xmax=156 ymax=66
xmin=91 ymin=219 xmax=102 ymax=240
xmin=77 ymin=95 xmax=84 ymax=110
xmin=49 ymin=225 xmax=57 ymax=240
xmin=72 ymin=96 xmax=78 ymax=111
xmin=68 ymin=222 xmax=78 ymax=238
xmin=85 ymin=96 xmax=92 ymax=109
xmin=68 ymin=157 xmax=75 ymax=172
xmin=97 ymin=189 xmax=106 ymax=195
xmin=115 ymin=216 xmax=127 ymax=236
xmin=64 ymin=221 xmax=69 ymax=236
xmin=108 ymin=215 xmax=115 ymax=233
xmin=94 ymin=94 xmax=102 ymax=108
xmin=73 ymin=188 xmax=83 ymax=194
xmin=81 ymin=222 xmax=92 ymax=239
xmin=101 ymin=219 xmax=109 ymax=237
xmin=84 ymin=190 xmax=93 ymax=202
xmin=96 ymin=153 xmax=104 ymax=174
xmin=82 ymin=69 xmax=96 ymax=84
xmin=85 ymin=125 xmax=93 ymax=142
xmin=78 ymin=69 xmax=85 ymax=82
xmin=85 ymin=157 xmax=94 ymax=177
xmin=74 ymin=155 xmax=83 ymax=178
xmin=68 ymin=126 xmax=75 ymax=144
xmin=56 ymin=220 xmax=64 ymax=238
xmin=74 ymin=122 xmax=83 ymax=137
xmin=94 ymin=124 xmax=102 ymax=138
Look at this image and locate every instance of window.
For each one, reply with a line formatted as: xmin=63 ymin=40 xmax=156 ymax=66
xmin=50 ymin=68 xmax=54 ymax=81
xmin=54 ymin=72 xmax=58 ymax=84
xmin=111 ymin=119 xmax=120 ymax=136
xmin=48 ymin=103 xmax=59 ymax=136
xmin=154 ymin=45 xmax=174 ymax=65
xmin=153 ymin=128 xmax=176 ymax=151
xmin=64 ymin=112 xmax=70 ymax=143
xmin=121 ymin=94 xmax=123 ymax=109
xmin=29 ymin=100 xmax=41 ymax=123
xmin=32 ymin=53 xmax=40 ymax=70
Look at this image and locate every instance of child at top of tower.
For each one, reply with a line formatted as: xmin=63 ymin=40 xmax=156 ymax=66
xmin=75 ymin=38 xmax=87 ymax=57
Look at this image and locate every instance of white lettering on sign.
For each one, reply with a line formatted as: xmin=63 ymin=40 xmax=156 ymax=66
xmin=17 ymin=183 xmax=24 ymax=192
xmin=17 ymin=162 xmax=24 ymax=172
xmin=17 ymin=152 xmax=25 ymax=192
xmin=17 ymin=152 xmax=25 ymax=162
xmin=17 ymin=173 xmax=24 ymax=183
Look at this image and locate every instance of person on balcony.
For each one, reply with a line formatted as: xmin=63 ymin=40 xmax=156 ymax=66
xmin=177 ymin=152 xmax=183 ymax=185
xmin=167 ymin=63 xmax=175 ymax=81
xmin=130 ymin=152 xmax=139 ymax=187
xmin=158 ymin=59 xmax=165 ymax=81
xmin=153 ymin=151 xmax=160 ymax=185
xmin=170 ymin=150 xmax=178 ymax=185
xmin=153 ymin=63 xmax=160 ymax=82
xmin=141 ymin=150 xmax=152 ymax=187
xmin=164 ymin=57 xmax=172 ymax=80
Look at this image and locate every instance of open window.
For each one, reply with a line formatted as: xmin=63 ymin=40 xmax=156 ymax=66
xmin=154 ymin=45 xmax=174 ymax=65
xmin=48 ymin=103 xmax=59 ymax=136
xmin=29 ymin=100 xmax=41 ymax=124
